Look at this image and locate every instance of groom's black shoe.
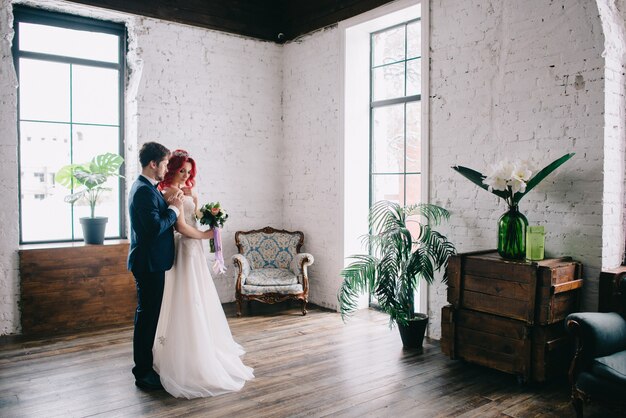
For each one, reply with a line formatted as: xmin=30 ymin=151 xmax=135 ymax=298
xmin=135 ymin=370 xmax=164 ymax=391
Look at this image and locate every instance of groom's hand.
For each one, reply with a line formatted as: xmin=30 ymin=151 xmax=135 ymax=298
xmin=164 ymin=188 xmax=184 ymax=211
xmin=163 ymin=187 xmax=179 ymax=201
xmin=170 ymin=193 xmax=184 ymax=211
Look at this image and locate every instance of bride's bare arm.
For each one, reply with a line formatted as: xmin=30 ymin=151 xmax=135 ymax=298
xmin=174 ymin=206 xmax=214 ymax=240
xmin=182 ymin=186 xmax=203 ymax=219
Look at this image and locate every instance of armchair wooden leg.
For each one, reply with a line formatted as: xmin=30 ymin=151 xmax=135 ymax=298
xmin=236 ymin=296 xmax=242 ymax=317
xmin=572 ymin=396 xmax=583 ymax=418
xmin=302 ymin=300 xmax=307 ymax=316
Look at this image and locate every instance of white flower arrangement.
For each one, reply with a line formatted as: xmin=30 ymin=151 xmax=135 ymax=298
xmin=483 ymin=159 xmax=535 ymax=195
xmin=453 ymin=153 xmax=575 ymax=208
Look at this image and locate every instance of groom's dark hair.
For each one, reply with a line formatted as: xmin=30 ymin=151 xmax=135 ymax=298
xmin=139 ymin=142 xmax=170 ymax=167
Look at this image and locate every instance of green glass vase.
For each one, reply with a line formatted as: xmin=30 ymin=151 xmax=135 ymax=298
xmin=497 ymin=205 xmax=528 ymax=260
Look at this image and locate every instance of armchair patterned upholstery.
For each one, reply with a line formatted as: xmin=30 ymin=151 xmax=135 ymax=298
xmin=232 ymin=226 xmax=314 ymax=316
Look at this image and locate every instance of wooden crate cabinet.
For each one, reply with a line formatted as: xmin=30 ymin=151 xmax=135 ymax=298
xmin=19 ymin=241 xmax=135 ymax=336
xmin=442 ymin=250 xmax=582 ymax=382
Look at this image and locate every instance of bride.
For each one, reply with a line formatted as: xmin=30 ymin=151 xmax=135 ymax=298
xmin=153 ymin=149 xmax=254 ymax=398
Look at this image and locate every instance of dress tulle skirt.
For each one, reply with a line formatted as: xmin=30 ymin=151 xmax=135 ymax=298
xmin=153 ymin=234 xmax=254 ymax=398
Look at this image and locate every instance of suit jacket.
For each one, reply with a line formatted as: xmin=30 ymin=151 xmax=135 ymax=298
xmin=127 ymin=175 xmax=178 ymax=273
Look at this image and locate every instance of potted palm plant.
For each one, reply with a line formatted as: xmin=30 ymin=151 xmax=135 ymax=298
xmin=55 ymin=152 xmax=124 ymax=244
xmin=338 ymin=200 xmax=456 ymax=349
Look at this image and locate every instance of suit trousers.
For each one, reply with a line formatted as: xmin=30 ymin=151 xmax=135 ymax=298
xmin=131 ymin=269 xmax=165 ymax=379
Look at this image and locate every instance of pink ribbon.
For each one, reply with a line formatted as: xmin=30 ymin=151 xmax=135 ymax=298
xmin=212 ymin=227 xmax=226 ymax=274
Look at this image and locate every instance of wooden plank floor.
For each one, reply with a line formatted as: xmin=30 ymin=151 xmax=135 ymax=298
xmin=0 ymin=304 xmax=618 ymax=417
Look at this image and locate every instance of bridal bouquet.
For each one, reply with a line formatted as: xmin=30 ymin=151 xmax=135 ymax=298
xmin=198 ymin=202 xmax=228 ymax=229
xmin=198 ymin=202 xmax=228 ymax=274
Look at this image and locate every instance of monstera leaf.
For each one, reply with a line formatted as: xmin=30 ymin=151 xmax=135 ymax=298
xmin=55 ymin=152 xmax=124 ymax=218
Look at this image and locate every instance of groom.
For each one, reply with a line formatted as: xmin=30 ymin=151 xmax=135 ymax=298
xmin=128 ymin=142 xmax=184 ymax=391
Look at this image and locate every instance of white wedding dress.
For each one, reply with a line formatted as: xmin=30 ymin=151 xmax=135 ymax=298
xmin=153 ymin=196 xmax=254 ymax=398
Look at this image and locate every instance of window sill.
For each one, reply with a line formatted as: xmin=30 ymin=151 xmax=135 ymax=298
xmin=19 ymin=238 xmax=129 ymax=251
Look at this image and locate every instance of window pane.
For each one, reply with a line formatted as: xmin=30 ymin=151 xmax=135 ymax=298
xmin=407 ymin=58 xmax=421 ymax=96
xmin=372 ymin=62 xmax=405 ymax=101
xmin=372 ymin=26 xmax=405 ymax=66
xmin=19 ymin=22 xmax=119 ymax=63
xmin=372 ymin=104 xmax=404 ymax=173
xmin=72 ymin=125 xmax=121 ymax=238
xmin=372 ymin=174 xmax=404 ymax=205
xmin=406 ymin=101 xmax=421 ymax=173
xmin=405 ymin=174 xmax=421 ymax=206
xmin=73 ymin=125 xmax=120 ymax=164
xmin=72 ymin=65 xmax=119 ymax=125
xmin=19 ymin=121 xmax=72 ymax=242
xmin=19 ymin=58 xmax=70 ymax=122
xmin=407 ymin=21 xmax=421 ymax=59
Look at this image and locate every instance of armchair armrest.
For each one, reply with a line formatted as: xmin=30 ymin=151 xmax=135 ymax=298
xmin=290 ymin=253 xmax=314 ymax=279
xmin=232 ymin=254 xmax=251 ymax=285
xmin=567 ymin=312 xmax=626 ymax=357
xmin=566 ymin=312 xmax=626 ymax=374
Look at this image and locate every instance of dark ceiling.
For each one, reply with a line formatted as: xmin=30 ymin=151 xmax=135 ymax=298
xmin=65 ymin=0 xmax=397 ymax=43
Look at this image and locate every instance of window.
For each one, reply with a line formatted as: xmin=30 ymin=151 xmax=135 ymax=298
xmin=370 ymin=19 xmax=421 ymax=207
xmin=13 ymin=6 xmax=126 ymax=244
xmin=341 ymin=1 xmax=424 ymax=312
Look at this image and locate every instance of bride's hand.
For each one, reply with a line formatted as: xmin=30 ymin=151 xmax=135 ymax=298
xmin=202 ymin=229 xmax=214 ymax=240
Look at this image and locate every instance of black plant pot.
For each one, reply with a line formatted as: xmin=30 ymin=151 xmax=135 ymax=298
xmin=80 ymin=217 xmax=108 ymax=245
xmin=397 ymin=313 xmax=429 ymax=350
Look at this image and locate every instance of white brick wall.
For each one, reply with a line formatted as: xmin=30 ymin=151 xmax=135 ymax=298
xmin=0 ymin=0 xmax=20 ymax=335
xmin=282 ymin=27 xmax=343 ymax=311
xmin=0 ymin=1 xmax=283 ymax=334
xmin=597 ymin=0 xmax=626 ymax=270
xmin=0 ymin=0 xmax=623 ymax=336
xmin=128 ymin=18 xmax=284 ymax=302
xmin=427 ymin=0 xmax=607 ymax=338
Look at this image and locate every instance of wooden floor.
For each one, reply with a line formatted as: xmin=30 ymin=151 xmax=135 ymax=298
xmin=0 ymin=304 xmax=618 ymax=418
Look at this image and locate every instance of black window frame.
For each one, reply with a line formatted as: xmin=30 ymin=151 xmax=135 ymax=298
xmin=369 ymin=18 xmax=421 ymax=209
xmin=12 ymin=5 xmax=127 ymax=245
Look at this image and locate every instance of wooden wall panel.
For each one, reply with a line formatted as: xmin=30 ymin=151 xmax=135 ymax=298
xmin=62 ymin=0 xmax=397 ymax=42
xmin=19 ymin=242 xmax=136 ymax=336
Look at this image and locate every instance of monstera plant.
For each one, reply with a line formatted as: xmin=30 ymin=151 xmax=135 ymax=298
xmin=338 ymin=200 xmax=456 ymax=349
xmin=56 ymin=152 xmax=124 ymax=244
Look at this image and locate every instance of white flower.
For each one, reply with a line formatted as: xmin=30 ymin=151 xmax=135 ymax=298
xmin=482 ymin=158 xmax=535 ymax=195
xmin=483 ymin=175 xmax=508 ymax=192
xmin=509 ymin=178 xmax=527 ymax=194
xmin=483 ymin=160 xmax=513 ymax=192
xmin=511 ymin=160 xmax=533 ymax=183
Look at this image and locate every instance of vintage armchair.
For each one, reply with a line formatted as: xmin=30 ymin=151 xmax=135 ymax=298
xmin=565 ymin=273 xmax=626 ymax=417
xmin=232 ymin=226 xmax=314 ymax=316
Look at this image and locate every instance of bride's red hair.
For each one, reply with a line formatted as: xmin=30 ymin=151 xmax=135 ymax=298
xmin=158 ymin=149 xmax=197 ymax=190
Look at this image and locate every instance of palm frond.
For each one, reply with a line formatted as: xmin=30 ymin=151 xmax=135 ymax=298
xmin=405 ymin=204 xmax=450 ymax=226
xmin=338 ymin=255 xmax=377 ymax=320
xmin=339 ymin=200 xmax=456 ymax=325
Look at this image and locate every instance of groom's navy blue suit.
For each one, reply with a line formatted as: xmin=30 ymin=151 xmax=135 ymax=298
xmin=128 ymin=175 xmax=178 ymax=380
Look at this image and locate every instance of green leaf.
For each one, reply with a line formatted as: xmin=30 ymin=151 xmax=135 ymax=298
xmin=91 ymin=152 xmax=125 ymax=176
xmin=73 ymin=169 xmax=108 ymax=190
xmin=451 ymin=165 xmax=510 ymax=200
xmin=513 ymin=153 xmax=575 ymax=204
xmin=63 ymin=190 xmax=86 ymax=204
xmin=55 ymin=164 xmax=84 ymax=189
xmin=338 ymin=200 xmax=456 ymax=325
xmin=55 ymin=152 xmax=124 ymax=216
